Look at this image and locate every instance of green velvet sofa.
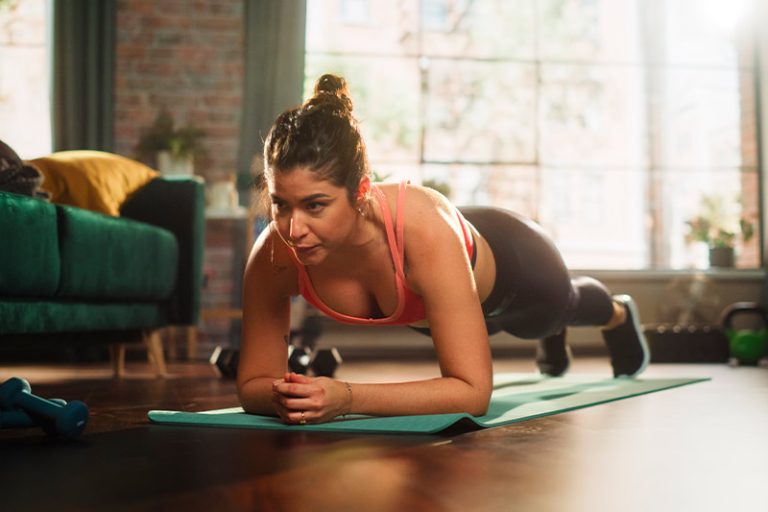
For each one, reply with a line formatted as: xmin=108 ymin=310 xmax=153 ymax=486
xmin=0 ymin=176 xmax=205 ymax=376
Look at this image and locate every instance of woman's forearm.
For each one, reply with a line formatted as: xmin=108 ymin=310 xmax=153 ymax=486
xmin=241 ymin=374 xmax=490 ymax=420
xmin=349 ymin=377 xmax=490 ymax=417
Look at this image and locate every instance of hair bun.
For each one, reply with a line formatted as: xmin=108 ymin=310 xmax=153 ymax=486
xmin=312 ymin=74 xmax=354 ymax=112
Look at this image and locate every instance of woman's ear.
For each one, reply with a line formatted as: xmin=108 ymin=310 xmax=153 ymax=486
xmin=357 ymin=176 xmax=371 ymax=200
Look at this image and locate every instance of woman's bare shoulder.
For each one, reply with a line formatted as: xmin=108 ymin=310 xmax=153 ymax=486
xmin=374 ymin=182 xmax=462 ymax=252
xmin=407 ymin=183 xmax=459 ymax=236
xmin=245 ymin=226 xmax=299 ymax=297
xmin=375 ymin=181 xmax=453 ymax=222
xmin=409 ymin=183 xmax=454 ymax=213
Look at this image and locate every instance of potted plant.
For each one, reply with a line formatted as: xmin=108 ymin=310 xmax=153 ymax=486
xmin=685 ymin=194 xmax=754 ymax=268
xmin=135 ymin=109 xmax=206 ymax=175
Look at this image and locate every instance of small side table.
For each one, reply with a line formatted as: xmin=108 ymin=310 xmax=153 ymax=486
xmin=171 ymin=207 xmax=254 ymax=360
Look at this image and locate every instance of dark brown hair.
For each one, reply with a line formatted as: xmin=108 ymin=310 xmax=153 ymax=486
xmin=262 ymin=74 xmax=369 ymax=203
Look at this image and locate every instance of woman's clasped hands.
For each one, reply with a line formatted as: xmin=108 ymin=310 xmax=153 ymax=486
xmin=271 ymin=372 xmax=353 ymax=425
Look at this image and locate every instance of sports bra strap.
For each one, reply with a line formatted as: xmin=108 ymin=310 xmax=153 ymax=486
xmin=371 ymin=184 xmax=406 ymax=279
xmin=396 ymin=181 xmax=408 ymax=265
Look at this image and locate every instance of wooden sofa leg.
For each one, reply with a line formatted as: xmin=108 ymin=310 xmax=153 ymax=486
xmin=186 ymin=326 xmax=198 ymax=360
xmin=110 ymin=344 xmax=126 ymax=379
xmin=165 ymin=326 xmax=178 ymax=361
xmin=144 ymin=329 xmax=168 ymax=378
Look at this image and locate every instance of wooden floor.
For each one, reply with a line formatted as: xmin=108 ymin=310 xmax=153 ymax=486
xmin=1 ymin=356 xmax=766 ymax=512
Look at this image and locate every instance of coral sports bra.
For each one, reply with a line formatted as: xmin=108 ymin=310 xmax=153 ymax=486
xmin=288 ymin=181 xmax=475 ymax=325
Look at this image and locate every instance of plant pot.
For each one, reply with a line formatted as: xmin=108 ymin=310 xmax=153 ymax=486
xmin=157 ymin=150 xmax=194 ymax=175
xmin=709 ymin=246 xmax=735 ymax=268
xmin=206 ymin=180 xmax=240 ymax=213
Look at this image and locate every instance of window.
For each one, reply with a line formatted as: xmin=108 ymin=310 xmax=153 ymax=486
xmin=304 ymin=0 xmax=761 ymax=270
xmin=340 ymin=0 xmax=371 ymax=24
xmin=0 ymin=0 xmax=51 ymax=158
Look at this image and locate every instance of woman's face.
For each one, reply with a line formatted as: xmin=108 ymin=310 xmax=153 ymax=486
xmin=268 ymin=167 xmax=357 ymax=265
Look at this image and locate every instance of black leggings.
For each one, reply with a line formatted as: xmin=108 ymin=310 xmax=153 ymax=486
xmin=413 ymin=207 xmax=615 ymax=340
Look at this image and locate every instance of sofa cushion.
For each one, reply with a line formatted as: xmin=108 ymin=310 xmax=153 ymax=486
xmin=0 ymin=192 xmax=60 ymax=297
xmin=56 ymin=205 xmax=179 ymax=300
xmin=0 ymin=300 xmax=166 ymax=334
xmin=30 ymin=151 xmax=158 ymax=216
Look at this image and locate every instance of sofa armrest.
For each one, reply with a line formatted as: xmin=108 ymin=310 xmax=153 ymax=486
xmin=120 ymin=176 xmax=205 ymax=325
xmin=0 ymin=191 xmax=60 ymax=297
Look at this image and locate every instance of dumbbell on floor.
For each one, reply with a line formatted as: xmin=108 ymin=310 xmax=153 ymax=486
xmin=309 ymin=348 xmax=343 ymax=377
xmin=288 ymin=345 xmax=312 ymax=375
xmin=0 ymin=408 xmax=38 ymax=429
xmin=210 ymin=346 xmax=239 ymax=379
xmin=0 ymin=399 xmax=66 ymax=433
xmin=291 ymin=346 xmax=343 ymax=377
xmin=0 ymin=378 xmax=88 ymax=439
xmin=210 ymin=345 xmax=343 ymax=379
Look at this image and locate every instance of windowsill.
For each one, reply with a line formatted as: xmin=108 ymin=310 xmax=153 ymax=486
xmin=572 ymin=268 xmax=767 ymax=281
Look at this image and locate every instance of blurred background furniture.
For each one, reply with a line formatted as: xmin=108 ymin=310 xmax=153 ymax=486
xmin=0 ymin=151 xmax=205 ymax=377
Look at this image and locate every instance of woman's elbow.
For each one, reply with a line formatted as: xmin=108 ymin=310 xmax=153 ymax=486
xmin=238 ymin=392 xmax=258 ymax=415
xmin=237 ymin=378 xmax=274 ymax=416
xmin=471 ymin=399 xmax=490 ymax=417
xmin=466 ymin=388 xmax=491 ymax=416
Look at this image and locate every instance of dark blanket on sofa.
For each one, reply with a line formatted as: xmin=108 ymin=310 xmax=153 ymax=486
xmin=0 ymin=139 xmax=49 ymax=199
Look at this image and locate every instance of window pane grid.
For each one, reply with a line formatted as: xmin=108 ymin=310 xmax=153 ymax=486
xmin=305 ymin=0 xmax=761 ymax=270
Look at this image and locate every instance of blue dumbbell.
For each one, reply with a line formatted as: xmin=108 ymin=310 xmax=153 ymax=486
xmin=0 ymin=408 xmax=38 ymax=429
xmin=0 ymin=378 xmax=88 ymax=439
xmin=1 ymin=398 xmax=69 ymax=437
xmin=0 ymin=398 xmax=68 ymax=430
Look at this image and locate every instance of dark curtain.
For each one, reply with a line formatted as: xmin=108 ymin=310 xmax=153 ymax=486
xmin=52 ymin=0 xmax=116 ymax=152
xmin=237 ymin=0 xmax=307 ymax=190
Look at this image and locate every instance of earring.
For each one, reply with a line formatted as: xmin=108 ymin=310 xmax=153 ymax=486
xmin=356 ymin=191 xmax=367 ymax=216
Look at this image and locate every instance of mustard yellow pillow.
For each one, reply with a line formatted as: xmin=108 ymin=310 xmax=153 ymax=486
xmin=29 ymin=151 xmax=159 ymax=216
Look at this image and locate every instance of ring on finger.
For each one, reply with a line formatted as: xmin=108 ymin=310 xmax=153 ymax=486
xmin=299 ymin=411 xmax=307 ymax=425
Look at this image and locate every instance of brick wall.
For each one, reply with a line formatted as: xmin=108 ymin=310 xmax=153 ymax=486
xmin=112 ymin=1 xmax=248 ymax=354
xmin=114 ymin=0 xmax=244 ymax=182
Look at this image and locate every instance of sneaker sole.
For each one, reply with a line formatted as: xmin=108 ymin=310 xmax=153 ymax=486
xmin=614 ymin=294 xmax=650 ymax=378
xmin=537 ymin=345 xmax=572 ymax=378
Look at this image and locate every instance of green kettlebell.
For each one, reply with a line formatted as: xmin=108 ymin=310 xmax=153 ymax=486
xmin=720 ymin=302 xmax=768 ymax=366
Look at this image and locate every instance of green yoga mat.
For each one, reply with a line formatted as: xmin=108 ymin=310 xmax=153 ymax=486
xmin=148 ymin=374 xmax=708 ymax=435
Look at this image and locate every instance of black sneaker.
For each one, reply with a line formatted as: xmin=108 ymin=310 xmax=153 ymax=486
xmin=602 ymin=295 xmax=650 ymax=378
xmin=536 ymin=329 xmax=572 ymax=377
